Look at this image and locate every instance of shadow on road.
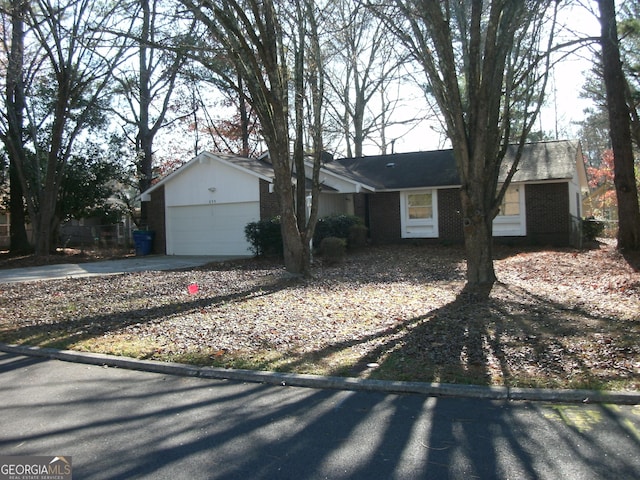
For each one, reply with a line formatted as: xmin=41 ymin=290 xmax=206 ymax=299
xmin=1 ymin=351 xmax=639 ymax=479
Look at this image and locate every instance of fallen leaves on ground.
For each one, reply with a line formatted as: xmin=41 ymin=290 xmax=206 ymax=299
xmin=0 ymin=241 xmax=638 ymax=390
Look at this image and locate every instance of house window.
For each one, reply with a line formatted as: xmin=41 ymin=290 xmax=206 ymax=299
xmin=407 ymin=192 xmax=433 ymax=220
xmin=497 ymin=186 xmax=520 ymax=216
xmin=0 ymin=213 xmax=8 ymax=238
xmin=493 ymin=185 xmax=526 ymax=236
xmin=400 ymin=190 xmax=439 ymax=238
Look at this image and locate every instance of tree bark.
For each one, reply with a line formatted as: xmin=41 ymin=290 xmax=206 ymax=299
xmin=9 ymin=160 xmax=30 ymax=253
xmin=460 ymin=190 xmax=496 ymax=297
xmin=5 ymin=0 xmax=31 ymax=253
xmin=137 ymin=0 xmax=153 ymax=229
xmin=598 ymin=0 xmax=640 ymax=250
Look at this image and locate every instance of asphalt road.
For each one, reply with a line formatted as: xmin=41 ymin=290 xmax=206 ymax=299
xmin=1 ymin=352 xmax=639 ymax=479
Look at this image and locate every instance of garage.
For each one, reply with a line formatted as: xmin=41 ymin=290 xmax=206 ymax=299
xmin=166 ymin=202 xmax=259 ymax=256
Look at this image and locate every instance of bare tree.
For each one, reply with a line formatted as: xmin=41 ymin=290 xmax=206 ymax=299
xmin=322 ymin=0 xmax=414 ymax=157
xmin=1 ymin=0 xmax=129 ymax=256
xmin=180 ymin=0 xmax=324 ymax=276
xmin=110 ymin=0 xmax=194 ymax=228
xmin=168 ymin=63 xmax=263 ymax=158
xmin=597 ymin=0 xmax=640 ymax=250
xmin=372 ymin=0 xmax=559 ymax=297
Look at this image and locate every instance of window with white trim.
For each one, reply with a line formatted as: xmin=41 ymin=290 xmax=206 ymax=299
xmin=497 ymin=185 xmax=521 ymax=216
xmin=407 ymin=192 xmax=433 ymax=220
xmin=493 ymin=185 xmax=526 ymax=236
xmin=400 ymin=190 xmax=439 ymax=238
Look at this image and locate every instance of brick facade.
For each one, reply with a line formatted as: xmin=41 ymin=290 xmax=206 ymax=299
xmin=353 ymin=192 xmax=367 ymax=219
xmin=525 ymin=182 xmax=570 ymax=246
xmin=366 ymin=192 xmax=402 ymax=244
xmin=437 ymin=188 xmax=464 ymax=243
xmin=359 ymin=183 xmax=572 ymax=247
xmin=259 ymin=179 xmax=280 ymax=220
xmin=152 ymin=178 xmax=572 ymax=252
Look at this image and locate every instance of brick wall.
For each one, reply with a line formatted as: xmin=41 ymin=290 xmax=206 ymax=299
xmin=353 ymin=193 xmax=367 ymax=219
xmin=147 ymin=185 xmax=166 ymax=254
xmin=525 ymin=182 xmax=570 ymax=246
xmin=437 ymin=188 xmax=464 ymax=243
xmin=259 ymin=179 xmax=280 ymax=219
xmin=367 ymin=192 xmax=402 ymax=244
xmin=362 ymin=183 xmax=572 ymax=247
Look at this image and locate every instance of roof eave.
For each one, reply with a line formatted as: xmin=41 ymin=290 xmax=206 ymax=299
xmin=139 ymin=151 xmax=274 ymax=200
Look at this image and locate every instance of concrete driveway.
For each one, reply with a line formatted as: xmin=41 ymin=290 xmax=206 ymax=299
xmin=0 ymin=255 xmax=247 ymax=283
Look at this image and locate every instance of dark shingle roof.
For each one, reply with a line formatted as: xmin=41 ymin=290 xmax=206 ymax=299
xmin=503 ymin=140 xmax=580 ymax=182
xmin=217 ymin=153 xmax=275 ymax=179
xmin=323 ymin=150 xmax=459 ymax=189
xmin=323 ymin=140 xmax=580 ymax=190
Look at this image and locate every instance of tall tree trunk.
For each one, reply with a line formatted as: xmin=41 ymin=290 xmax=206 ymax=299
xmin=272 ymin=155 xmax=306 ymax=275
xmin=33 ymin=99 xmax=68 ymax=256
xmin=460 ymin=183 xmax=497 ymax=297
xmin=598 ymin=0 xmax=640 ymax=250
xmin=353 ymin=100 xmax=364 ymax=158
xmin=238 ymin=73 xmax=250 ymax=156
xmin=6 ymin=0 xmax=30 ymax=253
xmin=9 ymin=160 xmax=30 ymax=253
xmin=137 ymin=0 xmax=153 ymax=229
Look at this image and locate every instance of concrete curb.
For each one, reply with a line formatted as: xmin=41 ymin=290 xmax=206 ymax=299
xmin=2 ymin=343 xmax=639 ymax=405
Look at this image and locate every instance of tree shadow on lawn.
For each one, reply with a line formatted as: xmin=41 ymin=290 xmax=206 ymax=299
xmin=0 ymin=278 xmax=296 ymax=354
xmin=273 ymin=282 xmax=640 ymax=390
xmin=3 ymin=243 xmax=638 ymax=391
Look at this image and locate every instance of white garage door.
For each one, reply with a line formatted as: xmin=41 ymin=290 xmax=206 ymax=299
xmin=167 ymin=202 xmax=259 ymax=255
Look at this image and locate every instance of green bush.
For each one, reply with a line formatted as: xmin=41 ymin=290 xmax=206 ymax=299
xmin=348 ymin=223 xmax=368 ymax=249
xmin=582 ymin=217 xmax=605 ymax=241
xmin=244 ymin=217 xmax=283 ymax=257
xmin=320 ymin=236 xmax=346 ymax=264
xmin=313 ymin=214 xmax=364 ymax=247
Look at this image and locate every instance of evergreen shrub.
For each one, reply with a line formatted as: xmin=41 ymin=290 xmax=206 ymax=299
xmin=244 ymin=217 xmax=283 ymax=256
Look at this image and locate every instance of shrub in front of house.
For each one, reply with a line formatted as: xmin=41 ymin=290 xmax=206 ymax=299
xmin=348 ymin=223 xmax=368 ymax=249
xmin=313 ymin=214 xmax=365 ymax=248
xmin=244 ymin=217 xmax=283 ymax=257
xmin=582 ymin=217 xmax=605 ymax=241
xmin=319 ymin=236 xmax=346 ymax=264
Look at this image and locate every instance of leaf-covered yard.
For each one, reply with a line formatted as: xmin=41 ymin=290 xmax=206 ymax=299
xmin=1 ymin=242 xmax=638 ymax=391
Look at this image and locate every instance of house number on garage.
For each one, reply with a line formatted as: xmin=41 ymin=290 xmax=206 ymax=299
xmin=209 ymin=200 xmax=217 ymax=204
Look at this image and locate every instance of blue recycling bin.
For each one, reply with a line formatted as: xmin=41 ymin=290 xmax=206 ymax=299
xmin=133 ymin=230 xmax=155 ymax=256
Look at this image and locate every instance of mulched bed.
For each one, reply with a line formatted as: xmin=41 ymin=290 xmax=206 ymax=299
xmin=0 ymin=241 xmax=638 ymax=390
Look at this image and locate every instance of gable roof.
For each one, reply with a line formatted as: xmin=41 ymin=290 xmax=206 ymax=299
xmin=140 ymin=151 xmax=274 ymax=200
xmin=323 ymin=139 xmax=585 ymax=191
xmin=140 ymin=150 xmax=369 ymax=198
xmin=501 ymin=140 xmax=583 ymax=183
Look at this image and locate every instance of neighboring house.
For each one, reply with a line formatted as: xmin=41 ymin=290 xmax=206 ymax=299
xmin=59 ymin=218 xmax=134 ymax=248
xmin=141 ymin=140 xmax=588 ymax=256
